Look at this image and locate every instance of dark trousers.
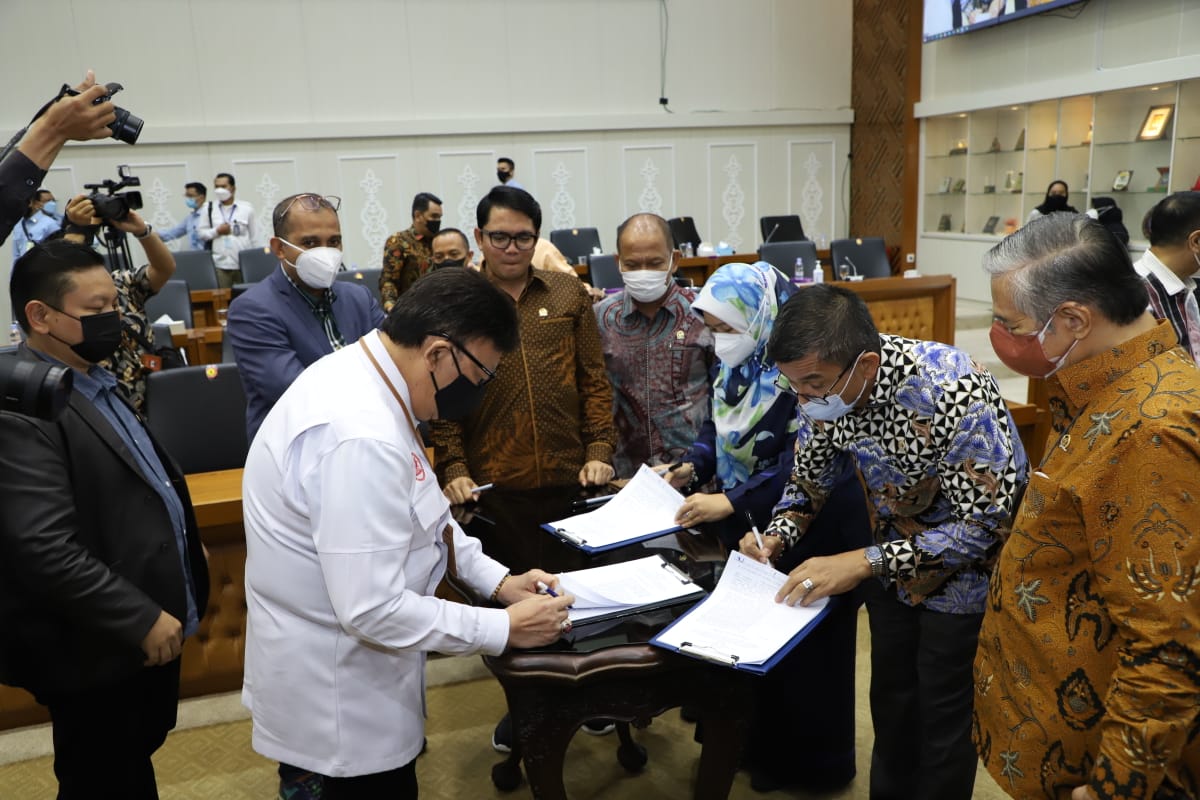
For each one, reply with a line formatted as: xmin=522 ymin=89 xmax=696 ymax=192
xmin=322 ymin=761 xmax=418 ymax=800
xmin=40 ymin=660 xmax=181 ymax=800
xmin=865 ymin=585 xmax=982 ymax=800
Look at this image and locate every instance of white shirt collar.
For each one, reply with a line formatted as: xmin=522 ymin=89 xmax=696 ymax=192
xmin=1135 ymin=249 xmax=1195 ymax=296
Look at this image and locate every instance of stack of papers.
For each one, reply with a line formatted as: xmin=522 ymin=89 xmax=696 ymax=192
xmin=651 ymin=551 xmax=829 ymax=673
xmin=557 ymin=555 xmax=705 ymax=625
xmin=543 ymin=464 xmax=686 ymax=553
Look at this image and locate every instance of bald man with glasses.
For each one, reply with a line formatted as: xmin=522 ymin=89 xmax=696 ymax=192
xmin=227 ymin=193 xmax=385 ymax=443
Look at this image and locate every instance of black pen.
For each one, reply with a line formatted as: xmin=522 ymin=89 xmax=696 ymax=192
xmin=745 ymin=511 xmax=765 ymax=551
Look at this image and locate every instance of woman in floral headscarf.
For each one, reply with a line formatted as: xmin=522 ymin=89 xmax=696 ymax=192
xmin=667 ymin=261 xmax=799 ymax=546
xmin=670 ymin=261 xmax=868 ymax=794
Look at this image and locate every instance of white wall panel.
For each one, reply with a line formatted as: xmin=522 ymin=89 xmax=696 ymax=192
xmin=621 ymin=146 xmax=676 ymax=220
xmin=230 ymin=159 xmax=301 ymax=248
xmin=707 ymin=143 xmax=757 ymax=252
xmin=532 ymin=148 xmax=589 ymax=232
xmin=436 ymin=150 xmax=496 ymax=236
xmin=336 ymin=156 xmax=402 ymax=270
xmin=787 ymin=140 xmax=837 ymax=248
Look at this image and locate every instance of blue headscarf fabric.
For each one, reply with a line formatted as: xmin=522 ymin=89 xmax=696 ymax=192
xmin=691 ymin=261 xmax=795 ymax=489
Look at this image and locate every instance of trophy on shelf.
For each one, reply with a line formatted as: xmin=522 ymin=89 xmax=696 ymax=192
xmin=982 ymin=216 xmax=1001 ymax=234
xmin=988 ymin=136 xmax=1002 ymax=153
xmin=937 ymin=214 xmax=953 ymax=232
xmin=949 ymin=140 xmax=968 ymax=156
xmin=938 ymin=176 xmax=953 ymax=193
xmin=1004 ymin=170 xmax=1015 ymax=191
xmin=952 ymin=178 xmax=967 ymax=193
xmin=983 ymin=175 xmax=996 ymax=194
xmin=1150 ymin=167 xmax=1169 ymax=193
xmin=1010 ymin=171 xmax=1023 ymax=193
xmin=1014 ymin=129 xmax=1026 ymax=151
xmin=1082 ymin=123 xmax=1093 ymax=145
xmin=1113 ymin=170 xmax=1133 ymax=192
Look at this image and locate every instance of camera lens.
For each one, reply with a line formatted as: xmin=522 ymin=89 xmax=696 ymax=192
xmin=109 ymin=106 xmax=143 ymax=145
xmin=0 ymin=355 xmax=74 ymax=421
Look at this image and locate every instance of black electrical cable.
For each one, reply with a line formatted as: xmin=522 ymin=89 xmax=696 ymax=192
xmin=658 ymin=0 xmax=673 ymax=113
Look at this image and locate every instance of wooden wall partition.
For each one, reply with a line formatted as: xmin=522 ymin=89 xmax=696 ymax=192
xmin=850 ymin=0 xmax=923 ymax=271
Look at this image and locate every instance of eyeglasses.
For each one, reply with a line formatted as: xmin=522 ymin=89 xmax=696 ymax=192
xmin=481 ymin=229 xmax=538 ymax=251
xmin=775 ymin=358 xmax=857 ymax=405
xmin=275 ymin=194 xmax=341 ymax=228
xmin=429 ymin=332 xmax=496 ymax=386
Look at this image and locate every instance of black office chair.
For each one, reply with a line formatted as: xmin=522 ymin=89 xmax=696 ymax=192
xmin=758 ymin=241 xmax=818 ymax=280
xmin=549 ymin=228 xmax=603 ymax=264
xmin=144 ymin=279 xmax=193 ymax=348
xmin=759 ymin=215 xmax=806 ymax=244
xmin=221 ymin=329 xmax=236 ymax=364
xmin=829 ymin=237 xmax=891 ymax=280
xmin=238 ymin=247 xmax=278 ymax=283
xmin=173 ymin=250 xmax=219 ymax=290
xmin=586 ymin=254 xmax=623 ymax=289
xmin=667 ymin=217 xmax=701 ymax=252
xmin=335 ymin=268 xmax=383 ymax=306
xmin=143 ymin=364 xmax=248 ymax=473
xmin=230 ymin=283 xmax=254 ymax=301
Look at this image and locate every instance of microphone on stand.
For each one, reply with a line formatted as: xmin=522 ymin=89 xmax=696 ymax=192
xmin=841 ymin=256 xmax=860 ymax=280
xmin=763 ymin=223 xmax=781 ymax=245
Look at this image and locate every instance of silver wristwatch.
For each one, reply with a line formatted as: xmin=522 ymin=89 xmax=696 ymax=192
xmin=864 ymin=545 xmax=886 ymax=582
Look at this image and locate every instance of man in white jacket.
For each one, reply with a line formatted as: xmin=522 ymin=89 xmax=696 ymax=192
xmin=242 ymin=268 xmax=574 ymax=799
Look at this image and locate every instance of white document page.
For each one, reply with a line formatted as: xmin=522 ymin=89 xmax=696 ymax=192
xmin=545 ymin=464 xmax=686 ymax=550
xmin=653 ymin=551 xmax=827 ymax=666
xmin=557 ymin=556 xmax=702 ymax=623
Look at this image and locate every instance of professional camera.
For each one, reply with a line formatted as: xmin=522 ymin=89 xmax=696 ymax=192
xmin=64 ymin=81 xmax=142 ymax=145
xmin=0 ymin=353 xmax=73 ymax=421
xmin=85 ymin=165 xmax=142 ymax=223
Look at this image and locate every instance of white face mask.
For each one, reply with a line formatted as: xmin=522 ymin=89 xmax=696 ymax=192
xmin=279 ymin=238 xmax=343 ymax=289
xmin=213 ymin=187 xmax=232 ymax=202
xmin=622 ymin=269 xmax=672 ymax=303
xmin=713 ymin=331 xmax=758 ymax=367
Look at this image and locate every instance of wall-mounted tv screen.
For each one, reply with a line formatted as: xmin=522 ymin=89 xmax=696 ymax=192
xmin=924 ymin=0 xmax=1086 ymax=43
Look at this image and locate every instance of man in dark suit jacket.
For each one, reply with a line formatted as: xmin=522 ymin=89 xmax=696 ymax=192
xmin=0 ymin=239 xmax=210 ymax=798
xmin=227 ymin=193 xmax=385 ymax=442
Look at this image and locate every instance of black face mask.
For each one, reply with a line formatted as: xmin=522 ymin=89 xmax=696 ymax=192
xmin=434 ymin=257 xmax=466 ymax=269
xmin=431 ymin=353 xmax=486 ymax=420
xmin=1043 ymin=194 xmax=1069 ymax=212
xmin=49 ymin=307 xmax=123 ymax=364
xmin=497 ymin=171 xmax=510 ymax=184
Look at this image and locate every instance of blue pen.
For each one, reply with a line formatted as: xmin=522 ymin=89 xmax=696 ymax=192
xmin=536 ymin=580 xmax=558 ymax=598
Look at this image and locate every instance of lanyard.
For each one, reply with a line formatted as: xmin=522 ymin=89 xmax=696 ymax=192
xmin=219 ymin=202 xmax=237 ymax=224
xmin=358 ymin=337 xmax=458 ymax=577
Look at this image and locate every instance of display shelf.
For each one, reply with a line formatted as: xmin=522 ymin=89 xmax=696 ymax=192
xmin=920 ymin=80 xmax=1197 ymax=237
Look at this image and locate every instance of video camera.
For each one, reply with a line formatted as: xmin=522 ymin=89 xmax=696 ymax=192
xmin=63 ymin=81 xmax=142 ymax=145
xmin=85 ymin=165 xmax=142 ymax=223
xmin=0 ymin=354 xmax=73 ymax=421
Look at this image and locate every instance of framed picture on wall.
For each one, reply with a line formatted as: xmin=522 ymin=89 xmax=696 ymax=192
xmin=1113 ymin=170 xmax=1133 ymax=191
xmin=982 ymin=216 xmax=1001 ymax=234
xmin=1137 ymin=105 xmax=1174 ymax=141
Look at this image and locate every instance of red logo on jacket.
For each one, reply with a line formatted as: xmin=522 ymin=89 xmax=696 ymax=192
xmin=413 ymin=453 xmax=426 ymax=481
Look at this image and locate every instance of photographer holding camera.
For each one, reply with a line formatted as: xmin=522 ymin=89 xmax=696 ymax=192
xmin=0 ymin=239 xmax=208 ymax=798
xmin=0 ymin=71 xmax=121 ymax=246
xmin=59 ymin=192 xmax=177 ymax=411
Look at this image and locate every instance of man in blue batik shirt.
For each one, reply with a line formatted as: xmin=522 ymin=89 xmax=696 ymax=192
xmin=742 ymin=283 xmax=1027 ymax=800
xmin=158 ymin=182 xmax=207 ymax=252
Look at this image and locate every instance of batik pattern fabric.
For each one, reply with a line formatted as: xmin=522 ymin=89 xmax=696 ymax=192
xmin=100 ymin=266 xmax=154 ymax=412
xmin=766 ymin=333 xmax=1028 ymax=613
xmin=689 ymin=261 xmax=794 ymax=490
xmin=595 ymin=284 xmax=713 ymax=478
xmin=973 ymin=321 xmax=1200 ymax=800
xmin=379 ymin=226 xmax=431 ymax=310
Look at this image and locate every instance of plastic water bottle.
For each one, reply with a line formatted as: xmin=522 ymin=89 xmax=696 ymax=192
xmin=793 ymin=257 xmax=808 ymax=284
xmin=8 ymin=321 xmax=21 ymax=345
xmin=812 ymin=259 xmax=824 ymax=284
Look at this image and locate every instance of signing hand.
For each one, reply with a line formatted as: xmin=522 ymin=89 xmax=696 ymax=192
xmin=776 ymin=550 xmax=872 ymax=607
xmin=141 ymin=610 xmax=183 ymax=666
xmin=505 ymin=592 xmax=576 ymax=649
xmin=579 ymin=460 xmax=614 ymax=487
xmin=739 ymin=530 xmax=784 ymax=564
xmin=674 ymin=492 xmax=733 ymax=527
xmin=665 ymin=462 xmax=693 ymax=490
xmin=496 ymin=569 xmax=565 ymax=605
xmin=444 ymin=476 xmax=480 ymax=506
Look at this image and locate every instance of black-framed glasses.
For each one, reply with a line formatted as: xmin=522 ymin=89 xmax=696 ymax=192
xmin=429 ymin=332 xmax=496 ymax=386
xmin=481 ymin=229 xmax=538 ymax=251
xmin=776 ymin=358 xmax=857 ymax=405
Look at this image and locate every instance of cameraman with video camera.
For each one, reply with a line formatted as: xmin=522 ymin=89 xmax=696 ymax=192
xmin=0 ymin=71 xmax=119 ymax=246
xmin=59 ymin=188 xmax=177 ymax=411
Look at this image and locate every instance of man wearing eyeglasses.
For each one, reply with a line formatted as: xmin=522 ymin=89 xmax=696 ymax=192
xmin=380 ymin=192 xmax=443 ymax=311
xmin=742 ymin=283 xmax=1027 ymax=800
xmin=227 ymin=193 xmax=385 ymax=444
xmin=432 ymin=185 xmax=615 ymax=507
